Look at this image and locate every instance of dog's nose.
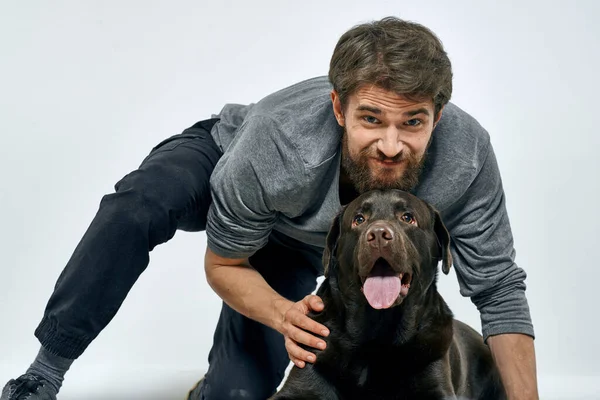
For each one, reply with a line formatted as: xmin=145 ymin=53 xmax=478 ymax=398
xmin=366 ymin=223 xmax=395 ymax=247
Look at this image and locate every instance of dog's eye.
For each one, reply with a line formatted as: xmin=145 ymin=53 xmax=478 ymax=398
xmin=400 ymin=212 xmax=416 ymax=225
xmin=353 ymin=214 xmax=366 ymax=226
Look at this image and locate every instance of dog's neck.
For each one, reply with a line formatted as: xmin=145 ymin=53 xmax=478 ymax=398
xmin=324 ymin=276 xmax=454 ymax=358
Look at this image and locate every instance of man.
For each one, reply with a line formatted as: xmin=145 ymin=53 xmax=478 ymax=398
xmin=1 ymin=16 xmax=538 ymax=400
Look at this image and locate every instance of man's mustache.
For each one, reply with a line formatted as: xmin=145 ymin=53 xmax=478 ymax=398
xmin=362 ymin=149 xmax=406 ymax=163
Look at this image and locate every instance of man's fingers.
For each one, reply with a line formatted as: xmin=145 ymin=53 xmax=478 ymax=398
xmin=306 ymin=294 xmax=325 ymax=312
xmin=287 ymin=308 xmax=330 ymax=338
xmin=280 ymin=295 xmax=331 ymax=366
xmin=285 ymin=337 xmax=316 ymax=367
xmin=303 ymin=296 xmax=329 ymax=337
xmin=285 ymin=320 xmax=327 ymax=351
xmin=290 ymin=356 xmax=305 ymax=369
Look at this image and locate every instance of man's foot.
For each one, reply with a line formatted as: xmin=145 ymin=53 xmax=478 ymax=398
xmin=1 ymin=374 xmax=57 ymax=400
xmin=186 ymin=377 xmax=204 ymax=400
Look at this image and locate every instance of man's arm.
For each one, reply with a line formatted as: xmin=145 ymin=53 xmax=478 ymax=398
xmin=437 ymin=136 xmax=538 ymax=398
xmin=488 ymin=333 xmax=539 ymax=400
xmin=204 ymin=114 xmax=331 ymax=366
xmin=204 ymin=247 xmax=330 ymax=368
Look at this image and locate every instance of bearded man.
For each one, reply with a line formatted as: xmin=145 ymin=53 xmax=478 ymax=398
xmin=2 ymin=16 xmax=538 ymax=400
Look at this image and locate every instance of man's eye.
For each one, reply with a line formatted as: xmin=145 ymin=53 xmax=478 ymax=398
xmin=405 ymin=119 xmax=422 ymax=127
xmin=353 ymin=214 xmax=366 ymax=226
xmin=400 ymin=212 xmax=416 ymax=225
xmin=363 ymin=116 xmax=380 ymax=124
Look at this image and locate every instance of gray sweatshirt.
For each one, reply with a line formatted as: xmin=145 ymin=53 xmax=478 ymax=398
xmin=206 ymin=76 xmax=534 ymax=341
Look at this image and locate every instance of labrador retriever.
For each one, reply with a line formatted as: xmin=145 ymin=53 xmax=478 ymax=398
xmin=270 ymin=189 xmax=506 ymax=400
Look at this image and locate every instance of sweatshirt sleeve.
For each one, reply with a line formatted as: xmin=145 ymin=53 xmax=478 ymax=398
xmin=442 ymin=142 xmax=535 ymax=342
xmin=205 ymin=114 xmax=304 ymax=259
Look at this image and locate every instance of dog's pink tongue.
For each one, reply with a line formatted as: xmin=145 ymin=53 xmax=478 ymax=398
xmin=363 ymin=276 xmax=401 ymax=309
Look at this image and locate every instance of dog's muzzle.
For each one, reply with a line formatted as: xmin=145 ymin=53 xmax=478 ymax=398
xmin=360 ymin=222 xmax=412 ymax=309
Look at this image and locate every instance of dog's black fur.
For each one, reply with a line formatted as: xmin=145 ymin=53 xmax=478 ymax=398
xmin=270 ymin=189 xmax=506 ymax=400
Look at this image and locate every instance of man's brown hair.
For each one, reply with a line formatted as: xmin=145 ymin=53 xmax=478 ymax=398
xmin=329 ymin=17 xmax=453 ymax=116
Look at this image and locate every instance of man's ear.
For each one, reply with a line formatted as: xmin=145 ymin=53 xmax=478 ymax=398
xmin=330 ymin=90 xmax=345 ymax=127
xmin=322 ymin=207 xmax=345 ymax=277
xmin=433 ymin=105 xmax=445 ymax=128
xmin=430 ymin=206 xmax=452 ymax=274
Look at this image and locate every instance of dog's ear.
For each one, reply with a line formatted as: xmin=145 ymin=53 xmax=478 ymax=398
xmin=431 ymin=207 xmax=452 ymax=274
xmin=322 ymin=207 xmax=345 ymax=277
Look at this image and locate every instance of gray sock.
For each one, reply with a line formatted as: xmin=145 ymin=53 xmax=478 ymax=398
xmin=25 ymin=347 xmax=74 ymax=394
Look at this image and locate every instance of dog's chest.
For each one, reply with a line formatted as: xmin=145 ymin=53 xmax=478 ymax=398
xmin=357 ymin=365 xmax=369 ymax=387
xmin=322 ymin=349 xmax=445 ymax=400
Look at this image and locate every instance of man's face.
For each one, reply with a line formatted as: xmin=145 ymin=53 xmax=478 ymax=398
xmin=332 ymin=85 xmax=442 ymax=193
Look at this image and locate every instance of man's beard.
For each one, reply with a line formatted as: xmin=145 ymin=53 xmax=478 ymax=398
xmin=341 ymin=133 xmax=426 ymax=194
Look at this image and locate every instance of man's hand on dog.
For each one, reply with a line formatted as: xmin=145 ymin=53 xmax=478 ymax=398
xmin=277 ymin=294 xmax=329 ymax=368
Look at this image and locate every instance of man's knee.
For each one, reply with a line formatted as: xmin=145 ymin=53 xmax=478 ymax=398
xmin=105 ymin=133 xmax=219 ymax=236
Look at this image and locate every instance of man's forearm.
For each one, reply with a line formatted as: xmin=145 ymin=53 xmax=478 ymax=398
xmin=204 ymin=253 xmax=293 ymax=333
xmin=487 ymin=333 xmax=539 ymax=400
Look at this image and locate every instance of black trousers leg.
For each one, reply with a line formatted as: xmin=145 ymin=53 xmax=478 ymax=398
xmin=34 ymin=119 xmax=222 ymax=359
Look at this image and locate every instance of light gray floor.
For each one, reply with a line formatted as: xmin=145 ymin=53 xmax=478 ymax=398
xmin=2 ymin=364 xmax=599 ymax=399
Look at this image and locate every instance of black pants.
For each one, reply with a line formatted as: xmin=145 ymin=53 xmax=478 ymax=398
xmin=33 ymin=119 xmax=323 ymax=399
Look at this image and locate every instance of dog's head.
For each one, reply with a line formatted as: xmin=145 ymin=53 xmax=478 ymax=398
xmin=323 ymin=189 xmax=452 ymax=309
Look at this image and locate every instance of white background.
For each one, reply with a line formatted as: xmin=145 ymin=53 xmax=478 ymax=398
xmin=1 ymin=1 xmax=598 ymax=399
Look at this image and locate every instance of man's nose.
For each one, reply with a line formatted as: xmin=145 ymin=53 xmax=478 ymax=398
xmin=377 ymin=128 xmax=403 ymax=158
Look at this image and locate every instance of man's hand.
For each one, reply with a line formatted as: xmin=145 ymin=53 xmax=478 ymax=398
xmin=488 ymin=333 xmax=539 ymax=400
xmin=205 ymin=248 xmax=330 ymax=369
xmin=277 ymin=295 xmax=329 ymax=368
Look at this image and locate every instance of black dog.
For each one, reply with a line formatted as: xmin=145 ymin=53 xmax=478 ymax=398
xmin=270 ymin=189 xmax=506 ymax=400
